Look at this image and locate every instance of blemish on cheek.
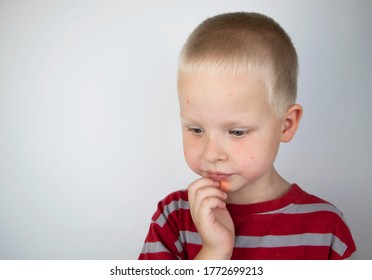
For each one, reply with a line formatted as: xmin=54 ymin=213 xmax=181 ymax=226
xmin=219 ymin=181 xmax=229 ymax=191
xmin=250 ymin=156 xmax=255 ymax=160
xmin=186 ymin=99 xmax=190 ymax=104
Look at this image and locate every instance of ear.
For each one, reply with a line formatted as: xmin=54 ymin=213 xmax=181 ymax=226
xmin=281 ymin=104 xmax=303 ymax=143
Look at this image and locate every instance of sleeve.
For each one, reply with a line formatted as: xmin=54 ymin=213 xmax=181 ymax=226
xmin=297 ymin=189 xmax=357 ymax=260
xmin=138 ymin=192 xmax=186 ymax=260
xmin=329 ymin=213 xmax=357 ymax=260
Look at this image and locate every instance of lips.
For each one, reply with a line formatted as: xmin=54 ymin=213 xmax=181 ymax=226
xmin=205 ymin=171 xmax=232 ymax=181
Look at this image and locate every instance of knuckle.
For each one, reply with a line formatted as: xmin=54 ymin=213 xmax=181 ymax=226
xmin=195 ymin=188 xmax=205 ymax=197
xmin=201 ymin=196 xmax=218 ymax=207
xmin=188 ymin=178 xmax=204 ymax=190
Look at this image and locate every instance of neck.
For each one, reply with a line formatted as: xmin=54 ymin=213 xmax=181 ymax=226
xmin=226 ymin=168 xmax=291 ymax=204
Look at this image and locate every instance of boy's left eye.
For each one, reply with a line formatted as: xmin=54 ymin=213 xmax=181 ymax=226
xmin=229 ymin=129 xmax=248 ymax=137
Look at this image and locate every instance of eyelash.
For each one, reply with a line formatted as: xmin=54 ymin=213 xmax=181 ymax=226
xmin=187 ymin=127 xmax=204 ymax=134
xmin=186 ymin=127 xmax=249 ymax=137
xmin=229 ymin=129 xmax=249 ymax=137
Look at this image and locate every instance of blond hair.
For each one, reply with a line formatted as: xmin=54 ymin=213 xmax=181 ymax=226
xmin=178 ymin=12 xmax=298 ymax=117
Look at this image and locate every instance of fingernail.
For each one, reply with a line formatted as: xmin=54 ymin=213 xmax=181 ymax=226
xmin=219 ymin=201 xmax=226 ymax=208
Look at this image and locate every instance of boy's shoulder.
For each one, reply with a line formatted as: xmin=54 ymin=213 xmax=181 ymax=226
xmin=156 ymin=189 xmax=189 ymax=211
xmin=292 ymin=184 xmax=343 ymax=212
xmin=151 ymin=189 xmax=189 ymax=225
xmin=161 ymin=188 xmax=188 ymax=202
xmin=277 ymin=184 xmax=347 ymax=223
xmin=294 ymin=185 xmax=331 ymax=204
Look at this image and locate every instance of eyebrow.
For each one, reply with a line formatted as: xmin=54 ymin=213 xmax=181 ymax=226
xmin=180 ymin=115 xmax=255 ymax=128
xmin=180 ymin=116 xmax=199 ymax=125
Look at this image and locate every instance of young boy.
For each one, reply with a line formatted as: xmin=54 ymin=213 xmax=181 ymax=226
xmin=139 ymin=12 xmax=357 ymax=260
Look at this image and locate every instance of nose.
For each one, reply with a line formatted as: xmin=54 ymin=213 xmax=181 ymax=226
xmin=202 ymin=134 xmax=227 ymax=163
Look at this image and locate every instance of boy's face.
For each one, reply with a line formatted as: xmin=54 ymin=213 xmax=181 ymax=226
xmin=178 ymin=72 xmax=286 ymax=196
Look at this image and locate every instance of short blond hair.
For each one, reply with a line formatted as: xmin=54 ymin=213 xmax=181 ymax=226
xmin=178 ymin=12 xmax=298 ymax=117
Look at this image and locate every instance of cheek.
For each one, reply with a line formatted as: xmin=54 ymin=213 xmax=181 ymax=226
xmin=239 ymin=152 xmax=257 ymax=170
xmin=183 ymin=138 xmax=201 ymax=170
xmin=184 ymin=151 xmax=200 ymax=174
xmin=240 ymin=139 xmax=279 ymax=174
xmin=231 ymin=140 xmax=271 ymax=171
xmin=231 ymin=143 xmax=256 ymax=163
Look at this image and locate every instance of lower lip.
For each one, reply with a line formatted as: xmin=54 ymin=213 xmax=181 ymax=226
xmin=207 ymin=173 xmax=232 ymax=181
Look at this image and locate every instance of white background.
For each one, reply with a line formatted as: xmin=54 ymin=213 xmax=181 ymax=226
xmin=0 ymin=0 xmax=371 ymax=259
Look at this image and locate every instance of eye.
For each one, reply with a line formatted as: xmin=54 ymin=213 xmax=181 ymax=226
xmin=187 ymin=126 xmax=204 ymax=135
xmin=229 ymin=129 xmax=248 ymax=137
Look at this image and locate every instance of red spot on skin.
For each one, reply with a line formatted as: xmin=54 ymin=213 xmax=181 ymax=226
xmin=219 ymin=181 xmax=229 ymax=191
xmin=186 ymin=99 xmax=190 ymax=104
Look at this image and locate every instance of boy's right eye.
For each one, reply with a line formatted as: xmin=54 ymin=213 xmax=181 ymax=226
xmin=187 ymin=126 xmax=204 ymax=135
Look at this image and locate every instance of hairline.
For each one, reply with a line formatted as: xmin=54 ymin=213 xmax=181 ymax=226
xmin=177 ymin=56 xmax=290 ymax=118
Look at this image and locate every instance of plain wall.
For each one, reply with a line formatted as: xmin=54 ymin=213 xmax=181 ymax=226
xmin=0 ymin=0 xmax=371 ymax=259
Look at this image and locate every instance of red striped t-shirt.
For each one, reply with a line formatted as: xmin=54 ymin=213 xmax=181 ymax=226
xmin=139 ymin=184 xmax=357 ymax=259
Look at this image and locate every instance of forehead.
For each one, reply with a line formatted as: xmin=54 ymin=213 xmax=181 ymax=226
xmin=178 ymin=72 xmax=270 ymax=118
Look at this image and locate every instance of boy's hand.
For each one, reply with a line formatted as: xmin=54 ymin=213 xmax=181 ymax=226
xmin=188 ymin=178 xmax=235 ymax=259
